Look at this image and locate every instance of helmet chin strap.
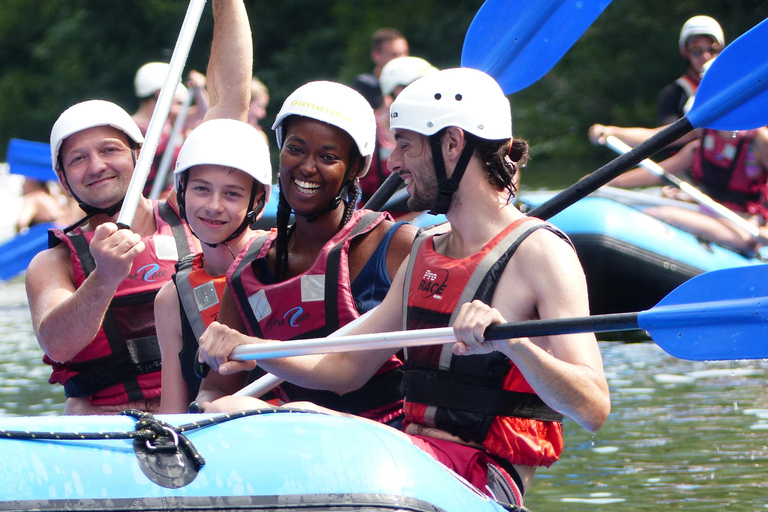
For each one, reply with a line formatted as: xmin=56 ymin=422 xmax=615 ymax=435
xmin=427 ymin=132 xmax=477 ymax=215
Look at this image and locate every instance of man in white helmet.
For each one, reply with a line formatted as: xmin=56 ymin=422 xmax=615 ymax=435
xmin=25 ymin=0 xmax=252 ymax=415
xmin=197 ymin=68 xmax=610 ymax=506
xmin=657 ymin=15 xmax=724 ymax=126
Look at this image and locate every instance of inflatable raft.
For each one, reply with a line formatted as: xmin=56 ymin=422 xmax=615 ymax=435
xmin=0 ymin=409 xmax=510 ymax=511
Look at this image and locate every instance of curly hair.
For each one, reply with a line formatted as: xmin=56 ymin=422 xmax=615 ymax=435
xmin=473 ymin=134 xmax=529 ymax=201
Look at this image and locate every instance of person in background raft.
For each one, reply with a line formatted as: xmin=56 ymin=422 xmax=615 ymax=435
xmin=24 ymin=0 xmax=247 ymax=415
xmin=351 ymin=28 xmax=410 ymax=207
xmin=657 ymin=15 xmax=724 ymax=126
xmin=155 ymin=0 xmax=272 ymax=414
xmin=195 ymin=80 xmax=417 ymax=426
xmin=357 ymin=55 xmax=438 ymax=218
xmin=132 ymin=61 xmax=192 ymax=198
xmin=14 ymin=178 xmax=70 ymax=233
xmin=196 ymin=68 xmax=610 ymax=507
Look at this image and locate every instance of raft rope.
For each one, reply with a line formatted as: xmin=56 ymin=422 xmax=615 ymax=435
xmin=0 ymin=407 xmax=322 ymax=470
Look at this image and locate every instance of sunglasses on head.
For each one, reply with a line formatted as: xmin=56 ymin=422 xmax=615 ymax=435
xmin=688 ymin=45 xmax=721 ymax=58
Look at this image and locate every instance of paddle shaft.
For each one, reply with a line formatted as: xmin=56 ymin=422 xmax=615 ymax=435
xmin=149 ymin=89 xmax=195 ymax=200
xmin=234 ymin=306 xmax=379 ymax=398
xmin=117 ymin=0 xmax=206 ymax=228
xmin=230 ymin=312 xmax=640 ymax=361
xmin=604 ymin=136 xmax=765 ymax=242
xmin=362 ymin=172 xmax=404 ymax=211
xmin=529 ymin=117 xmax=693 ymax=220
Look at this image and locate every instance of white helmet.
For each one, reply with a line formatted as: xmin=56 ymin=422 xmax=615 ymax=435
xmin=174 ymin=118 xmax=272 ymax=192
xmin=679 ymin=16 xmax=725 ymax=51
xmin=389 ymin=67 xmax=512 ymax=140
xmin=379 ymin=56 xmax=438 ymax=97
xmin=134 ymin=61 xmax=188 ymax=101
xmin=271 ymin=81 xmax=376 ymax=177
xmin=50 ymin=99 xmax=145 ymax=171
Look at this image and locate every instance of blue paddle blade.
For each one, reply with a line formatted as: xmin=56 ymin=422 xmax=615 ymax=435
xmin=0 ymin=222 xmax=54 ymax=280
xmin=688 ymin=17 xmax=768 ymax=130
xmin=6 ymin=138 xmax=56 ymax=182
xmin=637 ymin=266 xmax=768 ymax=361
xmin=461 ymin=0 xmax=612 ymax=94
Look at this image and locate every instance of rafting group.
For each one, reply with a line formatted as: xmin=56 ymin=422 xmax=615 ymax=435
xmin=14 ymin=0 xmax=768 ymax=508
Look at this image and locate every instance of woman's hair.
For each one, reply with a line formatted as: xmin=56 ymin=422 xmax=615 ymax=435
xmin=473 ymin=134 xmax=529 ymax=201
xmin=272 ymin=120 xmax=362 ymax=282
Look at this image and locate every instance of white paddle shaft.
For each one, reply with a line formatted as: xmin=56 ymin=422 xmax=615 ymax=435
xmin=605 ymin=135 xmax=762 ymax=240
xmin=117 ymin=0 xmax=207 ymax=227
xmin=234 ymin=306 xmax=381 ymax=397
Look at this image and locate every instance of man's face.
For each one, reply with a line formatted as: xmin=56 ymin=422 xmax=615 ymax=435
xmin=57 ymin=126 xmax=135 ymax=208
xmin=372 ymin=38 xmax=409 ymax=69
xmin=388 ymin=128 xmax=438 ymax=212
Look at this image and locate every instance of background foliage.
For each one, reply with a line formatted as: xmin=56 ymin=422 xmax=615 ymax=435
xmin=1 ymin=0 xmax=766 ymax=187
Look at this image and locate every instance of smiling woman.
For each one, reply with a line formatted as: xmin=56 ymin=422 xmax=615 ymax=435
xmin=196 ymin=81 xmax=418 ymax=426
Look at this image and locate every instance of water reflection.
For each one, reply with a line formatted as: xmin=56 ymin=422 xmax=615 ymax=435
xmin=1 ymin=278 xmax=766 ymax=508
xmin=527 ymin=342 xmax=768 ymax=510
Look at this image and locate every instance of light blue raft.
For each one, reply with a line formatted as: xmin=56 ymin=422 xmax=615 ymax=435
xmin=0 ymin=410 xmax=509 ymax=512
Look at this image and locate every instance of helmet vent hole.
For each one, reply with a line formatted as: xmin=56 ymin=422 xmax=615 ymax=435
xmin=434 ymin=93 xmax=442 ymax=100
xmin=455 ymin=94 xmax=463 ymax=101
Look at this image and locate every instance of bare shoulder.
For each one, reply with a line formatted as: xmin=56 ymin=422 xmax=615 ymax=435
xmin=155 ymin=280 xmax=180 ymax=315
xmin=26 ymin=245 xmax=75 ymax=296
xmin=494 ymin=225 xmax=589 ymax=320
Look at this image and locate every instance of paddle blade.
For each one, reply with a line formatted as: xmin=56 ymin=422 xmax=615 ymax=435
xmin=461 ymin=0 xmax=612 ymax=94
xmin=6 ymin=139 xmax=56 ymax=181
xmin=688 ymin=17 xmax=768 ymax=130
xmin=638 ymin=266 xmax=768 ymax=361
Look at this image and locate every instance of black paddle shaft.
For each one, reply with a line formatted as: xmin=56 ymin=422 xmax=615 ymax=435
xmin=362 ymin=172 xmax=404 ymax=211
xmin=529 ymin=117 xmax=693 ymax=220
xmin=483 ymin=311 xmax=640 ymax=340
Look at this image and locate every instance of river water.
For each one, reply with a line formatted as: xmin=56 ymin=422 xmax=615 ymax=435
xmin=0 ymin=276 xmax=766 ymax=509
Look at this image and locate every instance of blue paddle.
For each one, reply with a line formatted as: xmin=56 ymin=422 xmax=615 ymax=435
xmin=461 ymin=0 xmax=613 ymax=94
xmin=374 ymin=0 xmax=615 ymax=212
xmin=227 ymin=265 xmax=768 ymax=363
xmin=530 ymin=17 xmax=768 ymax=220
xmin=5 ymin=139 xmax=57 ymax=182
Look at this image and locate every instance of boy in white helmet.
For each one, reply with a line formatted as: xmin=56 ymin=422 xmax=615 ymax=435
xmin=657 ymin=15 xmax=724 ymax=126
xmin=197 ymin=68 xmax=610 ymax=506
xmin=155 ymin=119 xmax=271 ymax=413
xmin=25 ymin=0 xmax=249 ymax=415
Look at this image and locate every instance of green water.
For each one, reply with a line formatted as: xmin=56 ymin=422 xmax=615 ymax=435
xmin=1 ymin=276 xmax=767 ymax=509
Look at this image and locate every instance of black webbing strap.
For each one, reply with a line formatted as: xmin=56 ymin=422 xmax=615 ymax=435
xmin=403 ymin=369 xmax=563 ymax=422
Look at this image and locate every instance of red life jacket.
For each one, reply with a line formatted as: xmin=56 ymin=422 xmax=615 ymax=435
xmin=173 ymin=252 xmax=227 ymax=398
xmin=227 ymin=209 xmax=404 ymax=423
xmin=692 ymin=129 xmax=766 ymax=216
xmin=45 ymin=201 xmax=196 ymax=405
xmin=402 ymin=218 xmax=567 ymax=468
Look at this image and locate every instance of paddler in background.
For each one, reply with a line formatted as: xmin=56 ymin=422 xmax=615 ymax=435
xmin=24 ymin=0 xmax=248 ymax=416
xmin=589 ymin=57 xmax=768 ymax=254
xmin=196 ymin=68 xmax=610 ymax=507
xmin=657 ymin=15 xmax=724 ymax=126
xmin=194 ymin=80 xmax=417 ymax=426
xmin=155 ymin=0 xmax=272 ymax=414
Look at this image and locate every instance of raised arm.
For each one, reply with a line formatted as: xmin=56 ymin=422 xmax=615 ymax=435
xmin=203 ymin=0 xmax=252 ymax=122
